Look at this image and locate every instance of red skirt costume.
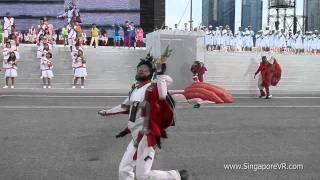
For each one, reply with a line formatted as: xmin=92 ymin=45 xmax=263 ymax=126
xmin=144 ymin=83 xmax=175 ymax=147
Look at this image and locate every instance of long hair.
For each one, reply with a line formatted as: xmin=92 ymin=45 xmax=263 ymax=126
xmin=7 ymin=52 xmax=16 ymax=63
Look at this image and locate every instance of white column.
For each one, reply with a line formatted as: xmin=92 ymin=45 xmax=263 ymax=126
xmin=234 ymin=0 xmax=242 ymax=32
xmin=262 ymin=0 xmax=268 ymax=30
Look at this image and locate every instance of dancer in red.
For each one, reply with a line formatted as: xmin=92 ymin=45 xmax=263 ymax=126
xmin=254 ymin=56 xmax=269 ymax=98
xmin=190 ymin=61 xmax=207 ymax=82
xmin=254 ymin=56 xmax=282 ymax=99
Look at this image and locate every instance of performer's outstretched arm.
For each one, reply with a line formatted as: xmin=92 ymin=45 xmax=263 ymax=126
xmin=98 ymin=97 xmax=130 ymax=116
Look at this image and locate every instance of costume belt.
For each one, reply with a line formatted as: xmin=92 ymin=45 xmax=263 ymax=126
xmin=128 ymin=101 xmax=146 ymax=123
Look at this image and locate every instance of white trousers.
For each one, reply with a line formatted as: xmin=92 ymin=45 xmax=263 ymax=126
xmin=119 ymin=137 xmax=181 ymax=180
xmin=257 ymin=74 xmax=263 ymax=90
xmin=135 ymin=135 xmax=180 ymax=180
xmin=119 ymin=140 xmax=136 ymax=180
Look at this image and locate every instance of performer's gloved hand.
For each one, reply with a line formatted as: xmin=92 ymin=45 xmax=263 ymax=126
xmin=115 ymin=130 xmax=129 ymax=138
xmin=97 ymin=109 xmax=108 ymax=117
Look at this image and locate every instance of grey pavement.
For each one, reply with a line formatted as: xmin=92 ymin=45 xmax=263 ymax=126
xmin=0 ymin=95 xmax=319 ymax=180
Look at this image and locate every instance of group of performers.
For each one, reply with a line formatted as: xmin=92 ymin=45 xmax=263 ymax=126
xmin=204 ymin=25 xmax=320 ymax=55
xmin=0 ymin=13 xmax=89 ymax=89
xmin=1 ymin=12 xmax=20 ymax=88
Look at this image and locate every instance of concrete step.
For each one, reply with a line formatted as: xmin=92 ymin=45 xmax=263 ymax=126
xmin=1 ymin=45 xmax=320 ymax=94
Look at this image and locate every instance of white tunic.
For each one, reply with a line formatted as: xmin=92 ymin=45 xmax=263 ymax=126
xmin=72 ymin=57 xmax=87 ymax=77
xmin=127 ymin=83 xmax=151 ymax=140
xmin=3 ymin=60 xmax=17 ymax=78
xmin=40 ymin=57 xmax=54 ymax=78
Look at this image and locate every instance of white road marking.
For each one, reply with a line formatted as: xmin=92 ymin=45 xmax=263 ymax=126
xmin=1 ymin=95 xmax=320 ymax=99
xmin=0 ymin=105 xmax=319 ymax=109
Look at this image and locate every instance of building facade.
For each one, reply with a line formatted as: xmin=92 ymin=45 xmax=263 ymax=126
xmin=202 ymin=0 xmax=235 ymax=31
xmin=304 ymin=0 xmax=320 ymax=31
xmin=241 ymin=0 xmax=263 ymax=32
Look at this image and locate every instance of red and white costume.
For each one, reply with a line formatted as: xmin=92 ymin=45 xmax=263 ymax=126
xmin=190 ymin=63 xmax=207 ymax=82
xmin=134 ymin=75 xmax=181 ymax=180
xmin=103 ymin=77 xmax=181 ymax=179
xmin=104 ymin=82 xmax=150 ymax=179
xmin=254 ymin=57 xmax=282 ymax=97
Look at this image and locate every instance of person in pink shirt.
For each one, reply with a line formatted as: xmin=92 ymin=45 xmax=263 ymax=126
xmin=135 ymin=26 xmax=144 ymax=48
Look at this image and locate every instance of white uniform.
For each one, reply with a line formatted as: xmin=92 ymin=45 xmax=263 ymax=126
xmin=72 ymin=57 xmax=87 ymax=77
xmin=37 ymin=42 xmax=44 ymax=59
xmin=40 ymin=57 xmax=54 ymax=78
xmin=279 ymin=33 xmax=286 ymax=48
xmin=68 ymin=28 xmax=77 ymax=48
xmin=311 ymin=35 xmax=317 ymax=50
xmin=255 ymin=34 xmax=262 ymax=48
xmin=317 ymin=36 xmax=320 ymax=50
xmin=295 ymin=34 xmax=303 ymax=50
xmin=287 ymin=35 xmax=295 ymax=48
xmin=2 ymin=48 xmax=11 ymax=60
xmin=235 ymin=31 xmax=243 ymax=49
xmin=205 ymin=30 xmax=213 ymax=46
xmin=3 ymin=17 xmax=14 ymax=38
xmin=248 ymin=30 xmax=254 ymax=48
xmin=3 ymin=60 xmax=17 ymax=78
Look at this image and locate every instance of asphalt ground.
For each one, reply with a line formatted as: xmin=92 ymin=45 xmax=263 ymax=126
xmin=0 ymin=94 xmax=319 ymax=180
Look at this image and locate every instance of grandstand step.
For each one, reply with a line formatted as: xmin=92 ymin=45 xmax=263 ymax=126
xmin=1 ymin=45 xmax=320 ymax=94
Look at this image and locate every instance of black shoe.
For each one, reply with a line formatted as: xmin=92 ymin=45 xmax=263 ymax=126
xmin=193 ymin=103 xmax=201 ymax=108
xmin=179 ymin=169 xmax=189 ymax=180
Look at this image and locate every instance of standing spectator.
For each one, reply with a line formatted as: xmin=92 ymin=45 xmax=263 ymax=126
xmin=28 ymin=26 xmax=37 ymax=44
xmin=100 ymin=29 xmax=108 ymax=46
xmin=113 ymin=24 xmax=122 ymax=48
xmin=135 ymin=25 xmax=144 ymax=48
xmin=129 ymin=22 xmax=136 ymax=49
xmin=62 ymin=25 xmax=69 ymax=46
xmin=89 ymin=24 xmax=99 ymax=48
xmin=0 ymin=21 xmax=3 ymax=45
xmin=123 ymin=21 xmax=130 ymax=47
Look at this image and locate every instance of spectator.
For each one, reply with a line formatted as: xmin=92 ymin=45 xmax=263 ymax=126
xmin=100 ymin=29 xmax=108 ymax=46
xmin=129 ymin=22 xmax=136 ymax=49
xmin=135 ymin=25 xmax=144 ymax=48
xmin=113 ymin=24 xmax=122 ymax=48
xmin=90 ymin=24 xmax=99 ymax=48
